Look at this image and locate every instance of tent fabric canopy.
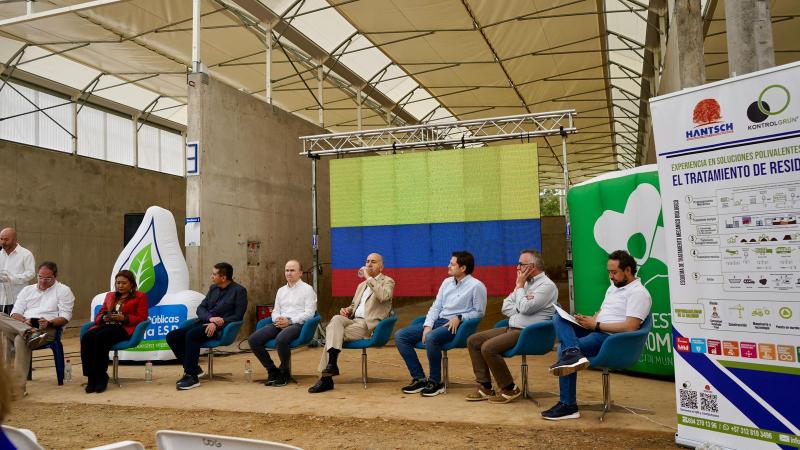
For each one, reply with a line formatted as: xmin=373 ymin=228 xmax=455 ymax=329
xmin=3 ymin=0 xmax=795 ymax=186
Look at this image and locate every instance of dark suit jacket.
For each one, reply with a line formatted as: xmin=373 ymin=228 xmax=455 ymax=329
xmin=196 ymin=281 xmax=248 ymax=330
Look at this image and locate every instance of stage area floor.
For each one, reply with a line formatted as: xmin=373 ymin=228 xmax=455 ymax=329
xmin=6 ymin=316 xmax=679 ymax=449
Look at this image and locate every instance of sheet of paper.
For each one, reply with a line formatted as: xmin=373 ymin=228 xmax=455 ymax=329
xmin=554 ymin=305 xmax=589 ymax=329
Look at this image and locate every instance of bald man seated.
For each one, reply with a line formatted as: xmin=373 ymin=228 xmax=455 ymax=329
xmin=308 ymin=253 xmax=395 ymax=393
xmin=247 ymin=260 xmax=317 ymax=387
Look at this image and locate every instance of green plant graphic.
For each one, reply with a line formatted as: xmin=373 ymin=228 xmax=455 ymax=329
xmin=130 ymin=244 xmax=155 ymax=293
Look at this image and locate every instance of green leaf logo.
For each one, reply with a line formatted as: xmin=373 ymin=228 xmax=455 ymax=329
xmin=130 ymin=244 xmax=155 ymax=293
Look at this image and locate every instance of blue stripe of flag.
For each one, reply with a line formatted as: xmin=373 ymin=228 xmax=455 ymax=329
xmin=331 ymin=218 xmax=541 ymax=269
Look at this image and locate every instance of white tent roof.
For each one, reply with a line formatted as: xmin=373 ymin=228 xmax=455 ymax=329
xmin=1 ymin=0 xmax=797 ymax=187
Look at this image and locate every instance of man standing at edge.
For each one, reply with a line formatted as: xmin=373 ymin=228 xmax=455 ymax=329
xmin=394 ymin=251 xmax=487 ymax=397
xmin=167 ymin=262 xmax=247 ymax=390
xmin=541 ymin=250 xmax=651 ymax=420
xmin=0 ymin=228 xmax=35 ymax=316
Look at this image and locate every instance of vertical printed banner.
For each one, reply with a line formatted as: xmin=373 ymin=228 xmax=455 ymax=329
xmin=651 ymin=61 xmax=800 ymax=449
xmin=329 ymin=144 xmax=541 ymax=297
xmin=567 ymin=166 xmax=673 ymax=376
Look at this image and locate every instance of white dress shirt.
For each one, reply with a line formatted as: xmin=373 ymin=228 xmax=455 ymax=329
xmin=12 ymin=280 xmax=75 ymax=321
xmin=354 ymin=282 xmax=373 ymax=318
xmin=272 ymin=279 xmax=317 ymax=324
xmin=596 ymin=278 xmax=652 ymax=323
xmin=0 ymin=244 xmax=35 ymax=306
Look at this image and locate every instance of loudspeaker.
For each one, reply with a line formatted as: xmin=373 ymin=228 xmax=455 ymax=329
xmin=124 ymin=213 xmax=145 ymax=246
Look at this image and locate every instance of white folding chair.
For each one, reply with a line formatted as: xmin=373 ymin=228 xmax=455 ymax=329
xmin=85 ymin=441 xmax=146 ymax=450
xmin=155 ymin=430 xmax=301 ymax=450
xmin=2 ymin=425 xmax=44 ymax=450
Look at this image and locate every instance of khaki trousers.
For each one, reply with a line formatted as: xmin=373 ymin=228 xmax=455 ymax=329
xmin=0 ymin=313 xmax=56 ymax=389
xmin=467 ymin=326 xmax=521 ymax=388
xmin=317 ymin=315 xmax=369 ymax=372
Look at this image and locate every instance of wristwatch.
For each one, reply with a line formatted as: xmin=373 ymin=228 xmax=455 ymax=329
xmin=594 ymin=322 xmax=602 ymax=332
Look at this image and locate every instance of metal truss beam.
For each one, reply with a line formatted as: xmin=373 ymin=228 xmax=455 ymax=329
xmin=226 ymin=0 xmax=419 ymax=126
xmin=300 ymin=110 xmax=576 ymax=157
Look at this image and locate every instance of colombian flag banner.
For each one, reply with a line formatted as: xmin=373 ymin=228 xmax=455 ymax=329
xmin=330 ymin=144 xmax=541 ymax=297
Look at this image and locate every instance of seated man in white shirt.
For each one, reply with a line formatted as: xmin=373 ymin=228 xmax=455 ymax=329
xmin=465 ymin=249 xmax=557 ymax=404
xmin=247 ymin=260 xmax=317 ymax=387
xmin=541 ymin=250 xmax=651 ymax=421
xmin=0 ymin=261 xmax=75 ymax=394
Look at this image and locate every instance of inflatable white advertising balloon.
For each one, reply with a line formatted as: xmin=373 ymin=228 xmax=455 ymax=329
xmin=89 ymin=206 xmax=204 ymax=361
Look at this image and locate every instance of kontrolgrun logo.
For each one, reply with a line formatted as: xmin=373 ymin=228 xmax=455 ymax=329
xmin=746 ymin=84 xmax=799 ymax=130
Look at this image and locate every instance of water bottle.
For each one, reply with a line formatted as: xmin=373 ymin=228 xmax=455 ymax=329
xmin=244 ymin=359 xmax=253 ymax=382
xmin=144 ymin=361 xmax=153 ymax=382
xmin=64 ymin=359 xmax=72 ymax=382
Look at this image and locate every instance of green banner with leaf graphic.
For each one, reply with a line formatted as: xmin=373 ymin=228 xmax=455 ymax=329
xmin=567 ymin=165 xmax=673 ymax=376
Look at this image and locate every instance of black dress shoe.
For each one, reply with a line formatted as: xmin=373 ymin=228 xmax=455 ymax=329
xmin=265 ymin=369 xmax=280 ymax=386
xmin=85 ymin=384 xmax=95 ymax=394
xmin=308 ymin=377 xmax=334 ymax=393
xmin=272 ymin=372 xmax=289 ymax=387
xmin=94 ymin=374 xmax=109 ymax=393
xmin=321 ymin=362 xmax=339 ymax=377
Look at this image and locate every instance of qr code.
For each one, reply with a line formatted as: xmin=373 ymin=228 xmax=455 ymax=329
xmin=680 ymin=389 xmax=698 ymax=409
xmin=700 ymin=392 xmax=719 ymax=413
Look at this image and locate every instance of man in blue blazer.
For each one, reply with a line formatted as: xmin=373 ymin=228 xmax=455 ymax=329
xmin=167 ymin=262 xmax=247 ymax=390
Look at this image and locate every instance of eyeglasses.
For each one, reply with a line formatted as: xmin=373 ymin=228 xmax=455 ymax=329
xmin=37 ymin=276 xmax=55 ymax=281
xmin=516 ymin=263 xmax=534 ymax=267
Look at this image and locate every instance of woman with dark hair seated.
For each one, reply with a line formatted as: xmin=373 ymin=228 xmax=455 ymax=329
xmin=80 ymin=270 xmax=148 ymax=393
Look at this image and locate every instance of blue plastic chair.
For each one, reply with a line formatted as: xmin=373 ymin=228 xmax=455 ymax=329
xmin=28 ymin=326 xmax=65 ymax=385
xmin=494 ymin=319 xmax=555 ymax=405
xmin=584 ymin=315 xmax=653 ymax=421
xmin=80 ymin=319 xmax=152 ymax=386
xmin=255 ymin=313 xmax=321 ymax=380
xmin=176 ymin=318 xmax=244 ymax=380
xmin=411 ymin=315 xmax=482 ymax=392
xmin=343 ymin=314 xmax=398 ymax=388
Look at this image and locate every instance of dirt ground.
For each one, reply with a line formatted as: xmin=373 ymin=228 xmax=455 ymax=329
xmin=4 ymin=308 xmax=680 ymax=449
xmin=6 ymin=402 xmax=675 ymax=449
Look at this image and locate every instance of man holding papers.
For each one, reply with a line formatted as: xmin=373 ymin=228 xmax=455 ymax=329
xmin=541 ymin=250 xmax=651 ymax=420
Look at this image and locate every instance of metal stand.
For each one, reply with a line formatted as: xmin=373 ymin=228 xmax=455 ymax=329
xmin=518 ymin=355 xmax=556 ymax=406
xmin=109 ymin=351 xmax=142 ymax=387
xmin=579 ymin=369 xmax=654 ymax=421
xmin=201 ymin=349 xmax=234 ymax=381
xmin=349 ymin=348 xmax=393 ymax=388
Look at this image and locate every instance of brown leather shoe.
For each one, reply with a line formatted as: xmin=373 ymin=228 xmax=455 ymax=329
xmin=465 ymin=385 xmax=495 ymax=401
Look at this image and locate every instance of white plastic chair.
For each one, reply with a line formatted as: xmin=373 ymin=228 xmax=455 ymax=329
xmin=85 ymin=441 xmax=146 ymax=450
xmin=156 ymin=430 xmax=301 ymax=450
xmin=2 ymin=425 xmax=44 ymax=450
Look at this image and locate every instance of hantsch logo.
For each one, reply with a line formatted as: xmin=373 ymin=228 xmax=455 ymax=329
xmin=685 ymin=98 xmax=734 ymax=140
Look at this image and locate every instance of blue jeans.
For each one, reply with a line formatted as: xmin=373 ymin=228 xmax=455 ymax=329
xmin=395 ymin=318 xmax=455 ymax=383
xmin=552 ymin=314 xmax=608 ymax=405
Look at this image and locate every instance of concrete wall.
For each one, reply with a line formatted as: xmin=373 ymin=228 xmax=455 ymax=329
xmin=185 ymin=74 xmax=330 ymax=336
xmin=0 ymin=139 xmax=186 ymax=322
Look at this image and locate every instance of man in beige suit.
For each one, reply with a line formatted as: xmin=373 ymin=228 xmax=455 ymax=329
xmin=308 ymin=253 xmax=394 ymax=393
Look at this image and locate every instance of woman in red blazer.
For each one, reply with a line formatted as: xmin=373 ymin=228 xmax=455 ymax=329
xmin=80 ymin=270 xmax=149 ymax=393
